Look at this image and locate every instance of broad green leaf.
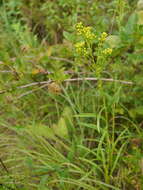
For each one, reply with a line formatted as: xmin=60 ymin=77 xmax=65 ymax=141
xmin=63 ymin=31 xmax=76 ymax=42
xmin=62 ymin=106 xmax=73 ymax=125
xmin=51 ymin=106 xmax=73 ymax=138
xmin=27 ymin=125 xmax=55 ymax=139
xmin=105 ymin=35 xmax=121 ymax=48
xmin=125 ymin=12 xmax=138 ymax=34
xmin=53 ymin=117 xmax=68 ymax=138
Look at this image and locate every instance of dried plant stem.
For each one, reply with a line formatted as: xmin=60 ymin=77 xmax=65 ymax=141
xmin=65 ymin=77 xmax=133 ymax=85
xmin=0 ymin=77 xmax=133 ymax=95
xmin=0 ymin=158 xmax=9 ymax=173
xmin=18 ymin=77 xmax=133 ymax=89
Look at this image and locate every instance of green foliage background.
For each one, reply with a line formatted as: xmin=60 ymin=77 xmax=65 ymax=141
xmin=0 ymin=0 xmax=143 ymax=190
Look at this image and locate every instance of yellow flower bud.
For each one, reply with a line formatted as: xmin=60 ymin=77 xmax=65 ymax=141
xmin=102 ymin=48 xmax=113 ymax=55
xmin=99 ymin=32 xmax=108 ymax=41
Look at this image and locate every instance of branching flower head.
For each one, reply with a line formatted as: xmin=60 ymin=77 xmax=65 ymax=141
xmin=102 ymin=48 xmax=113 ymax=55
xmin=76 ymin=22 xmax=84 ymax=35
xmin=99 ymin=32 xmax=108 ymax=41
xmin=75 ymin=23 xmax=113 ymax=75
xmin=75 ymin=22 xmax=96 ymax=40
xmin=82 ymin=26 xmax=96 ymax=40
xmin=75 ymin=41 xmax=88 ymax=56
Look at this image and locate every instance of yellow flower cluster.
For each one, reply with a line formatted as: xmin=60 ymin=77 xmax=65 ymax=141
xmin=76 ymin=22 xmax=96 ymax=40
xmin=99 ymin=32 xmax=108 ymax=41
xmin=76 ymin=22 xmax=84 ymax=35
xmin=102 ymin=48 xmax=113 ymax=55
xmin=75 ymin=41 xmax=88 ymax=56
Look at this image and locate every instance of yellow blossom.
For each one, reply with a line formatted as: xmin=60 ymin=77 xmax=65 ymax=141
xmin=83 ymin=26 xmax=96 ymax=40
xmin=76 ymin=22 xmax=84 ymax=35
xmin=99 ymin=32 xmax=108 ymax=41
xmin=75 ymin=41 xmax=85 ymax=49
xmin=75 ymin=41 xmax=88 ymax=56
xmin=102 ymin=48 xmax=113 ymax=55
xmin=76 ymin=22 xmax=96 ymax=40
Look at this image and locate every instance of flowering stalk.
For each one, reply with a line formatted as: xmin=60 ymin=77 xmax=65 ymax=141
xmin=74 ymin=22 xmax=113 ymax=88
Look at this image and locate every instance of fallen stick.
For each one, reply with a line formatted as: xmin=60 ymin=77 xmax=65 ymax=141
xmin=0 ymin=77 xmax=133 ymax=95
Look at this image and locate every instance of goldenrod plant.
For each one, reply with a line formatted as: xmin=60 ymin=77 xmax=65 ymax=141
xmin=0 ymin=0 xmax=143 ymax=190
xmin=75 ymin=22 xmax=112 ymax=88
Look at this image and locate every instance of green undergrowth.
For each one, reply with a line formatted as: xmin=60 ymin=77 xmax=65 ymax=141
xmin=0 ymin=0 xmax=143 ymax=189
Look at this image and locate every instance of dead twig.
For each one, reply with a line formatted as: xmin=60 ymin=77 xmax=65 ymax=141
xmin=0 ymin=77 xmax=133 ymax=96
xmin=17 ymin=78 xmax=133 ymax=90
xmin=17 ymin=83 xmax=50 ymax=99
xmin=0 ymin=158 xmax=9 ymax=173
xmin=64 ymin=77 xmax=133 ymax=85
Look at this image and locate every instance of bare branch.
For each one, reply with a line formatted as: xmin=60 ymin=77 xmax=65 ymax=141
xmin=0 ymin=77 xmax=133 ymax=96
xmin=64 ymin=77 xmax=133 ymax=85
xmin=17 ymin=83 xmax=49 ymax=99
xmin=0 ymin=70 xmax=13 ymax=73
xmin=17 ymin=80 xmax=51 ymax=89
xmin=17 ymin=78 xmax=133 ymax=93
